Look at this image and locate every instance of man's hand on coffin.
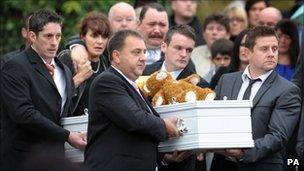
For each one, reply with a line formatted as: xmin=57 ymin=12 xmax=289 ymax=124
xmin=163 ymin=117 xmax=180 ymax=137
xmin=68 ymin=132 xmax=87 ymax=150
xmin=163 ymin=150 xmax=192 ymax=163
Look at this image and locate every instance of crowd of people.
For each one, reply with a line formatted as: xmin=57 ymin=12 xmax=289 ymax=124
xmin=1 ymin=0 xmax=304 ymax=171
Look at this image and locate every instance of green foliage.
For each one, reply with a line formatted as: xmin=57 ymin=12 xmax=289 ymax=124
xmin=1 ymin=0 xmax=132 ymax=56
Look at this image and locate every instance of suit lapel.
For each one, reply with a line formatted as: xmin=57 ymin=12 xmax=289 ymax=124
xmin=110 ymin=67 xmax=156 ymax=116
xmin=26 ymin=48 xmax=57 ymax=88
xmin=55 ymin=57 xmax=71 ymax=117
xmin=231 ymin=73 xmax=243 ymax=100
xmin=252 ymin=71 xmax=277 ymax=107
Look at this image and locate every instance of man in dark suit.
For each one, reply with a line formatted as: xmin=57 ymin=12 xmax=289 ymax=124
xmin=293 ymin=50 xmax=304 ymax=168
xmin=144 ymin=25 xmax=209 ymax=171
xmin=84 ymin=29 xmax=179 ymax=171
xmin=0 ymin=10 xmax=86 ymax=170
xmin=211 ymin=26 xmax=301 ymax=171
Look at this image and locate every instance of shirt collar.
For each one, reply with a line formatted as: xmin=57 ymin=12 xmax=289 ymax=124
xmin=111 ymin=65 xmax=135 ymax=86
xmin=160 ymin=62 xmax=183 ymax=80
xmin=31 ymin=45 xmax=56 ymax=66
xmin=242 ymin=65 xmax=273 ymax=83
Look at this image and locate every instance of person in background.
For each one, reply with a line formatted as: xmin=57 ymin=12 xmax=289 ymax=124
xmin=294 ymin=50 xmax=304 ymax=171
xmin=58 ymin=11 xmax=111 ymax=116
xmin=191 ymin=13 xmax=230 ymax=79
xmin=257 ymin=7 xmax=282 ymax=28
xmin=274 ymin=19 xmax=299 ymax=81
xmin=207 ymin=39 xmax=234 ymax=89
xmin=84 ymin=29 xmax=179 ymax=171
xmin=245 ymin=0 xmax=268 ymax=28
xmin=230 ymin=29 xmax=250 ymax=72
xmin=137 ymin=2 xmax=169 ymax=65
xmin=65 ymin=2 xmax=137 ymax=74
xmin=170 ymin=0 xmax=205 ymax=46
xmin=224 ymin=4 xmax=248 ymax=42
xmin=108 ymin=2 xmax=138 ymax=33
xmin=276 ymin=19 xmax=300 ymax=171
xmin=1 ymin=12 xmax=33 ymax=66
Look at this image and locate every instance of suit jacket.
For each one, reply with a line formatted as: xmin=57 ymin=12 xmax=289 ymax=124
xmin=84 ymin=66 xmax=166 ymax=171
xmin=144 ymin=60 xmax=209 ymax=171
xmin=293 ymin=50 xmax=304 ymax=159
xmin=143 ymin=59 xmax=210 ymax=88
xmin=1 ymin=47 xmax=73 ymax=169
xmin=214 ymin=71 xmax=301 ymax=170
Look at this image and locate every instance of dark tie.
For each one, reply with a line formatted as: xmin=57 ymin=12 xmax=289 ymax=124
xmin=45 ymin=63 xmax=55 ymax=78
xmin=242 ymin=77 xmax=261 ymax=100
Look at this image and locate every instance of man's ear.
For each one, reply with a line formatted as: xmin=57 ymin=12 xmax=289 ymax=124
xmin=21 ymin=28 xmax=27 ymax=39
xmin=160 ymin=42 xmax=168 ymax=53
xmin=244 ymin=47 xmax=252 ymax=59
xmin=28 ymin=31 xmax=37 ymax=43
xmin=112 ymin=50 xmax=120 ymax=64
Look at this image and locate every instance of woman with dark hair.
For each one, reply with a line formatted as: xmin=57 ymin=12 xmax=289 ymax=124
xmin=245 ymin=0 xmax=268 ymax=28
xmin=275 ymin=19 xmax=299 ymax=81
xmin=58 ymin=11 xmax=111 ymax=116
xmin=230 ymin=29 xmax=250 ymax=72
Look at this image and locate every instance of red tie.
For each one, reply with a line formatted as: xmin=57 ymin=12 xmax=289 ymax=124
xmin=45 ymin=63 xmax=55 ymax=78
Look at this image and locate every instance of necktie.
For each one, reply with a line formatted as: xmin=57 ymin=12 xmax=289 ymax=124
xmin=242 ymin=77 xmax=261 ymax=100
xmin=45 ymin=63 xmax=55 ymax=78
xmin=132 ymin=82 xmax=144 ymax=99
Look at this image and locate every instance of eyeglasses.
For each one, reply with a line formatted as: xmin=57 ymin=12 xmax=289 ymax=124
xmin=229 ymin=18 xmax=244 ymax=23
xmin=240 ymin=42 xmax=246 ymax=47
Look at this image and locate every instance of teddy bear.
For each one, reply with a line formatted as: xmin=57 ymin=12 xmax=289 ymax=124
xmin=136 ymin=71 xmax=215 ymax=107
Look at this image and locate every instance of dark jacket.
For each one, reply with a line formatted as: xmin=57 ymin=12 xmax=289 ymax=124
xmin=1 ymin=47 xmax=73 ymax=169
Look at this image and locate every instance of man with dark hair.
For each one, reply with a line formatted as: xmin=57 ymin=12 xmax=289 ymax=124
xmin=84 ymin=29 xmax=179 ymax=171
xmin=144 ymin=24 xmax=209 ymax=171
xmin=169 ymin=0 xmax=205 ymax=46
xmin=211 ymin=26 xmax=301 ymax=171
xmin=191 ymin=13 xmax=230 ymax=79
xmin=1 ymin=10 xmax=86 ymax=170
xmin=138 ymin=2 xmax=169 ymax=65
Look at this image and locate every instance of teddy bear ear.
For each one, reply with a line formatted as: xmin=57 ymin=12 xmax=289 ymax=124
xmin=156 ymin=71 xmax=168 ymax=81
xmin=205 ymin=92 xmax=216 ymax=101
xmin=189 ymin=76 xmax=200 ymax=85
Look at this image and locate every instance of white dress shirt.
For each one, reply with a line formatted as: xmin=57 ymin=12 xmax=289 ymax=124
xmin=160 ymin=62 xmax=182 ymax=80
xmin=237 ymin=66 xmax=273 ymax=100
xmin=40 ymin=56 xmax=67 ymax=115
xmin=146 ymin=49 xmax=161 ymax=65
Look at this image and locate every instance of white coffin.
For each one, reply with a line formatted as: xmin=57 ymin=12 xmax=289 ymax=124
xmin=156 ymin=100 xmax=254 ymax=152
xmin=61 ymin=115 xmax=88 ymax=162
xmin=61 ymin=100 xmax=254 ymax=161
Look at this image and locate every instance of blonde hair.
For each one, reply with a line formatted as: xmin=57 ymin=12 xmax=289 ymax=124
xmin=225 ymin=5 xmax=248 ymax=29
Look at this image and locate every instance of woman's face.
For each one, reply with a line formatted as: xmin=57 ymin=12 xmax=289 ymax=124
xmin=248 ymin=1 xmax=267 ymax=27
xmin=82 ymin=29 xmax=108 ymax=59
xmin=228 ymin=13 xmax=247 ymax=36
xmin=276 ymin=29 xmax=291 ymax=55
xmin=239 ymin=35 xmax=249 ymax=63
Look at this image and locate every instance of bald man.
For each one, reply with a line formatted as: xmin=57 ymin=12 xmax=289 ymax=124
xmin=257 ymin=7 xmax=282 ymax=28
xmin=108 ymin=2 xmax=138 ymax=32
